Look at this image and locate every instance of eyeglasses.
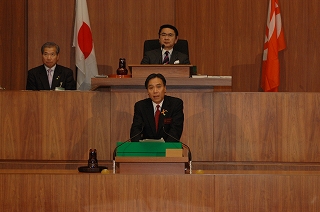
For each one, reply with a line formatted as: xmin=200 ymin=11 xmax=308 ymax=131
xmin=159 ymin=33 xmax=175 ymax=37
xmin=43 ymin=53 xmax=57 ymax=57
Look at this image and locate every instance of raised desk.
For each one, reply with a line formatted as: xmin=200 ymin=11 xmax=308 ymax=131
xmin=91 ymin=77 xmax=232 ymax=90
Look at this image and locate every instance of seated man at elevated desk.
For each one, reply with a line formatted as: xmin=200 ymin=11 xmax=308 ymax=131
xmin=130 ymin=73 xmax=184 ymax=142
xmin=141 ymin=24 xmax=190 ymax=65
xmin=26 ymin=42 xmax=76 ymax=90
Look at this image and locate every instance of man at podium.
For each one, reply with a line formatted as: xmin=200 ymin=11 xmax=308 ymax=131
xmin=130 ymin=73 xmax=184 ymax=142
xmin=141 ymin=24 xmax=190 ymax=65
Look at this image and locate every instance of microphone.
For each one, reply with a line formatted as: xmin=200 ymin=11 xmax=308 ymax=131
xmin=160 ymin=44 xmax=165 ymax=63
xmin=112 ymin=124 xmax=144 ymax=173
xmin=162 ymin=126 xmax=193 ymax=174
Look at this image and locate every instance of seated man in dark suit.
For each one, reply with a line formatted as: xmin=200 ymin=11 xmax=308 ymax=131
xmin=141 ymin=24 xmax=190 ymax=65
xmin=26 ymin=42 xmax=76 ymax=90
xmin=130 ymin=73 xmax=184 ymax=142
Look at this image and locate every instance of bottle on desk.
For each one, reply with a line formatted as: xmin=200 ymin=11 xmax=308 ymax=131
xmin=116 ymin=58 xmax=128 ymax=75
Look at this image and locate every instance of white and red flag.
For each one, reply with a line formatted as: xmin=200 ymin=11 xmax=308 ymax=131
xmin=261 ymin=0 xmax=286 ymax=92
xmin=73 ymin=0 xmax=98 ymax=90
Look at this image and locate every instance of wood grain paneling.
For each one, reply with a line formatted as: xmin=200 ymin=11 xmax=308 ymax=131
xmin=283 ymin=1 xmax=320 ymax=92
xmin=0 ymin=91 xmax=110 ymax=160
xmin=0 ymin=0 xmax=27 ymax=90
xmin=279 ymin=93 xmax=320 ymax=162
xmin=27 ymin=0 xmax=76 ymax=73
xmin=213 ymin=92 xmax=320 ymax=162
xmin=2 ymin=0 xmax=320 ymax=91
xmin=176 ymin=0 xmax=320 ymax=92
xmin=1 ymin=91 xmax=320 ymax=164
xmin=215 ymin=174 xmax=320 ymax=211
xmin=2 ymin=170 xmax=320 ymax=211
xmin=0 ymin=172 xmax=90 ymax=211
xmin=176 ymin=0 xmax=267 ymax=92
xmin=90 ymin=174 xmax=215 ymax=211
xmin=89 ymin=0 xmax=175 ymax=76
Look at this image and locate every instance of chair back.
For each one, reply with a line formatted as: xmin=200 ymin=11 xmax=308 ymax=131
xmin=143 ymin=39 xmax=189 ymax=56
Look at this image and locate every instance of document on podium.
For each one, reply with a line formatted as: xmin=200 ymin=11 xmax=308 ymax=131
xmin=139 ymin=138 xmax=165 ymax=143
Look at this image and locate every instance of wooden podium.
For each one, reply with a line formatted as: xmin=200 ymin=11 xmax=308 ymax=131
xmin=115 ymin=156 xmax=188 ymax=174
xmin=114 ymin=142 xmax=189 ymax=174
xmin=128 ymin=64 xmax=193 ymax=78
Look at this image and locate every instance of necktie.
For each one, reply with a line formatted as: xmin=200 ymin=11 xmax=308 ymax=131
xmin=154 ymin=105 xmax=161 ymax=132
xmin=48 ymin=69 xmax=53 ymax=88
xmin=163 ymin=51 xmax=169 ymax=64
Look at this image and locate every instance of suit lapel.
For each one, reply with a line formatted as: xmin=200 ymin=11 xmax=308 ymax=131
xmin=158 ymin=96 xmax=170 ymax=134
xmin=52 ymin=65 xmax=62 ymax=88
xmin=169 ymin=51 xmax=178 ymax=64
xmin=156 ymin=49 xmax=162 ymax=64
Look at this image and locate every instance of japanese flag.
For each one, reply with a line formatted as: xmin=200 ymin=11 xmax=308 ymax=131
xmin=73 ymin=0 xmax=98 ymax=90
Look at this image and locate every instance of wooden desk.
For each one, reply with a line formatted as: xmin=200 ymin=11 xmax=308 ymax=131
xmin=128 ymin=64 xmax=193 ymax=78
xmin=1 ymin=169 xmax=320 ymax=211
xmin=115 ymin=156 xmax=189 ymax=174
xmin=91 ymin=77 xmax=232 ymax=90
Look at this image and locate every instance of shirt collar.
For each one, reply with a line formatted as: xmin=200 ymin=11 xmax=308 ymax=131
xmin=162 ymin=48 xmax=173 ymax=55
xmin=152 ymin=100 xmax=164 ymax=111
xmin=44 ymin=64 xmax=57 ymax=71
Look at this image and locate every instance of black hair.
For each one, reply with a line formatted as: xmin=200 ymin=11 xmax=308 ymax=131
xmin=145 ymin=73 xmax=167 ymax=89
xmin=158 ymin=24 xmax=179 ymax=37
xmin=41 ymin=42 xmax=60 ymax=55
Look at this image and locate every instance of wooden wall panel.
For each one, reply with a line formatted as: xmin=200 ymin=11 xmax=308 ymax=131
xmin=283 ymin=1 xmax=320 ymax=91
xmin=2 ymin=0 xmax=320 ymax=91
xmin=88 ymin=0 xmax=176 ymax=75
xmin=176 ymin=0 xmax=320 ymax=92
xmin=2 ymin=170 xmax=320 ymax=211
xmin=213 ymin=92 xmax=320 ymax=162
xmin=215 ymin=174 xmax=320 ymax=211
xmin=27 ymin=1 xmax=76 ymax=74
xmin=90 ymin=174 xmax=215 ymax=211
xmin=279 ymin=93 xmax=320 ymax=162
xmin=176 ymin=0 xmax=267 ymax=92
xmin=0 ymin=0 xmax=27 ymax=90
xmin=178 ymin=91 xmax=214 ymax=161
xmin=0 ymin=91 xmax=110 ymax=160
xmin=2 ymin=91 xmax=320 ymax=164
xmin=0 ymin=172 xmax=90 ymax=211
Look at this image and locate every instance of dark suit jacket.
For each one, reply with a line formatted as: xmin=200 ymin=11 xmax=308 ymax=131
xmin=141 ymin=48 xmax=190 ymax=64
xmin=26 ymin=64 xmax=76 ymax=90
xmin=130 ymin=95 xmax=184 ymax=142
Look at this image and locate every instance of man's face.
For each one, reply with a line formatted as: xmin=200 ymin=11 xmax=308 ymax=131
xmin=147 ymin=77 xmax=166 ymax=104
xmin=159 ymin=28 xmax=178 ymax=50
xmin=42 ymin=47 xmax=59 ymax=68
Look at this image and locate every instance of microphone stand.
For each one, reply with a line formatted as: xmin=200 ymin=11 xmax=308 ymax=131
xmin=112 ymin=126 xmax=144 ymax=174
xmin=162 ymin=127 xmax=192 ymax=174
xmin=160 ymin=44 xmax=165 ymax=64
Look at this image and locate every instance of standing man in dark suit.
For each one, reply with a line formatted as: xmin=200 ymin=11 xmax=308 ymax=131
xmin=26 ymin=42 xmax=76 ymax=90
xmin=130 ymin=73 xmax=184 ymax=142
xmin=141 ymin=24 xmax=190 ymax=65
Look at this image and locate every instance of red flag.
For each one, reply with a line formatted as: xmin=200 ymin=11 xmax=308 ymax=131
xmin=73 ymin=0 xmax=98 ymax=90
xmin=261 ymin=0 xmax=286 ymax=92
